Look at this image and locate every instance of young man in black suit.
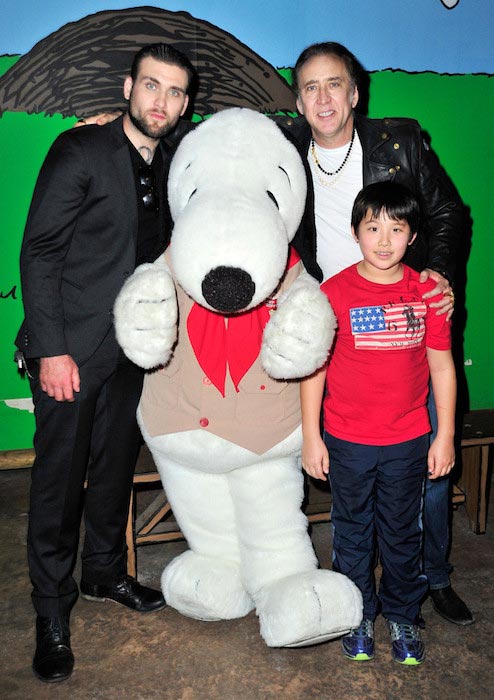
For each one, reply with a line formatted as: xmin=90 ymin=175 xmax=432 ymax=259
xmin=16 ymin=43 xmax=194 ymax=684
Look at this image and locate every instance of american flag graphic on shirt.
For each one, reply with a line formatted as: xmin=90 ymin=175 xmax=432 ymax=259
xmin=350 ymin=301 xmax=427 ymax=350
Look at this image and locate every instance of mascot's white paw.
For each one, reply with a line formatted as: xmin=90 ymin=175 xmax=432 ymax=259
xmin=261 ymin=273 xmax=337 ymax=379
xmin=162 ymin=551 xmax=254 ymax=621
xmin=114 ymin=259 xmax=178 ymax=369
xmin=256 ymin=569 xmax=363 ymax=647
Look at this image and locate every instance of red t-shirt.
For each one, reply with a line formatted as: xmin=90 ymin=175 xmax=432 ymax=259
xmin=321 ymin=264 xmax=451 ymax=446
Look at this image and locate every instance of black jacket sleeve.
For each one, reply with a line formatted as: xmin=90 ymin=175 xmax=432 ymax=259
xmin=18 ymin=131 xmax=90 ymax=358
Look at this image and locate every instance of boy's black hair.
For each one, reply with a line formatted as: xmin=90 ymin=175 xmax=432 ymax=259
xmin=130 ymin=43 xmax=196 ymax=92
xmin=351 ymin=182 xmax=421 ymax=237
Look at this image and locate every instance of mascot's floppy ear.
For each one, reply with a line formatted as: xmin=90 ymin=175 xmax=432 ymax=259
xmin=166 ymin=108 xmax=308 ymax=314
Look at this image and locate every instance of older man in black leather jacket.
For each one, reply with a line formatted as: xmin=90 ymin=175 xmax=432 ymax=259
xmin=281 ymin=41 xmax=472 ymax=630
xmin=286 ymin=112 xmax=462 ymax=288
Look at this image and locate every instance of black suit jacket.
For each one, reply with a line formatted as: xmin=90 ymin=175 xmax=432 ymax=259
xmin=16 ymin=116 xmax=190 ymax=365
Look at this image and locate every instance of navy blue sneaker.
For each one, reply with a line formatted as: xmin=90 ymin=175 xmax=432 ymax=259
xmin=341 ymin=619 xmax=375 ymax=661
xmin=387 ymin=620 xmax=425 ymax=665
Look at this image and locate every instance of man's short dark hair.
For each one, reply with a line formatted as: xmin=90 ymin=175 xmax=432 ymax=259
xmin=130 ymin=43 xmax=196 ymax=91
xmin=293 ymin=42 xmax=365 ymax=95
xmin=351 ymin=182 xmax=421 ymax=236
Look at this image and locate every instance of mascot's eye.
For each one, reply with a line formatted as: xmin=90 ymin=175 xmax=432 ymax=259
xmin=188 ymin=189 xmax=197 ymax=202
xmin=267 ymin=191 xmax=279 ymax=209
xmin=278 ymin=166 xmax=291 ymax=186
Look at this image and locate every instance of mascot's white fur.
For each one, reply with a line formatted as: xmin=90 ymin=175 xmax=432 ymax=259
xmin=114 ymin=108 xmax=362 ymax=647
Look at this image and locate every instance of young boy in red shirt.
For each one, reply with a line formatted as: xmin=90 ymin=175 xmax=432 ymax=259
xmin=300 ymin=182 xmax=456 ymax=665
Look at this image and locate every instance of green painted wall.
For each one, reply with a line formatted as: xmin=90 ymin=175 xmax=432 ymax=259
xmin=0 ymin=58 xmax=492 ymax=450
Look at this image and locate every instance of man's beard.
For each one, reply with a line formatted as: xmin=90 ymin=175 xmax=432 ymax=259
xmin=128 ymin=107 xmax=176 ymax=140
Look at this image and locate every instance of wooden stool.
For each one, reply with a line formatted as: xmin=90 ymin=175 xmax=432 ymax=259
xmin=125 ymin=447 xmax=183 ymax=578
xmin=458 ymin=410 xmax=494 ymax=534
xmin=126 ymin=472 xmax=183 ymax=578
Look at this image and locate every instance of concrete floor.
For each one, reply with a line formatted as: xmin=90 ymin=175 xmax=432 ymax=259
xmin=1 ymin=467 xmax=493 ymax=700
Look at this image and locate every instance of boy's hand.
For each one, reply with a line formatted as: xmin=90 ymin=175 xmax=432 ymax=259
xmin=301 ymin=435 xmax=329 ymax=481
xmin=427 ymin=435 xmax=456 ymax=479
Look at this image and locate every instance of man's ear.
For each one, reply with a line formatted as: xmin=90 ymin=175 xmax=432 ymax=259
xmin=180 ymin=94 xmax=189 ymax=117
xmin=351 ymin=225 xmax=359 ymax=242
xmin=296 ymin=96 xmax=304 ymax=115
xmin=123 ymin=76 xmax=133 ymax=101
xmin=408 ymin=232 xmax=418 ymax=246
xmin=351 ymin=86 xmax=359 ymax=109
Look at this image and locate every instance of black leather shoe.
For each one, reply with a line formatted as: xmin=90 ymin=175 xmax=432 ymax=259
xmin=80 ymin=575 xmax=166 ymax=613
xmin=33 ymin=616 xmax=74 ymax=683
xmin=429 ymin=585 xmax=475 ymax=625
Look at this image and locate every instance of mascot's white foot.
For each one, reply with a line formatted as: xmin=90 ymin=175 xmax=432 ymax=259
xmin=162 ymin=551 xmax=254 ymax=621
xmin=256 ymin=570 xmax=363 ymax=648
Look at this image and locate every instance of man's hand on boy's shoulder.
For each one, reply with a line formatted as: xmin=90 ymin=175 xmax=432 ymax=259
xmin=420 ymin=268 xmax=454 ymax=321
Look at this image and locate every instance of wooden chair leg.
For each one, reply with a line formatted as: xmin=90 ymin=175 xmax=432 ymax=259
xmin=126 ymin=487 xmax=137 ymax=578
xmin=477 ymin=444 xmax=490 ymax=534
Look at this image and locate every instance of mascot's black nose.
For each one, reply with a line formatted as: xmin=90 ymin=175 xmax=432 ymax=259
xmin=202 ymin=266 xmax=255 ymax=313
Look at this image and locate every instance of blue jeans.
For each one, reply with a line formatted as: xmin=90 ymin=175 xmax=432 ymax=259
xmin=422 ymin=389 xmax=453 ymax=589
xmin=326 ymin=432 xmax=429 ymax=624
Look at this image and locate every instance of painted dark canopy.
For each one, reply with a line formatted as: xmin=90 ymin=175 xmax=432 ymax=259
xmin=0 ymin=6 xmax=296 ymax=118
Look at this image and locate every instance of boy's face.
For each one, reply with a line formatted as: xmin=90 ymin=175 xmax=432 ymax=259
xmin=353 ymin=208 xmax=417 ymax=277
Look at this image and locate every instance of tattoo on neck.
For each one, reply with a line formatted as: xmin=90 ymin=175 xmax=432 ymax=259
xmin=138 ymin=146 xmax=153 ymax=164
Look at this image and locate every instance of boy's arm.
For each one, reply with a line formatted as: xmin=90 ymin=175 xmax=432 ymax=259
xmin=300 ymin=366 xmax=329 ymax=481
xmin=427 ymin=347 xmax=457 ymax=479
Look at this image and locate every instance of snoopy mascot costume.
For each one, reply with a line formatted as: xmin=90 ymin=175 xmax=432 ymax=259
xmin=114 ymin=108 xmax=362 ymax=647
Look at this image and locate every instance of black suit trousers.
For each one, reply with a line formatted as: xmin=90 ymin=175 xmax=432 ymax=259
xmin=27 ymin=332 xmax=144 ymax=618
